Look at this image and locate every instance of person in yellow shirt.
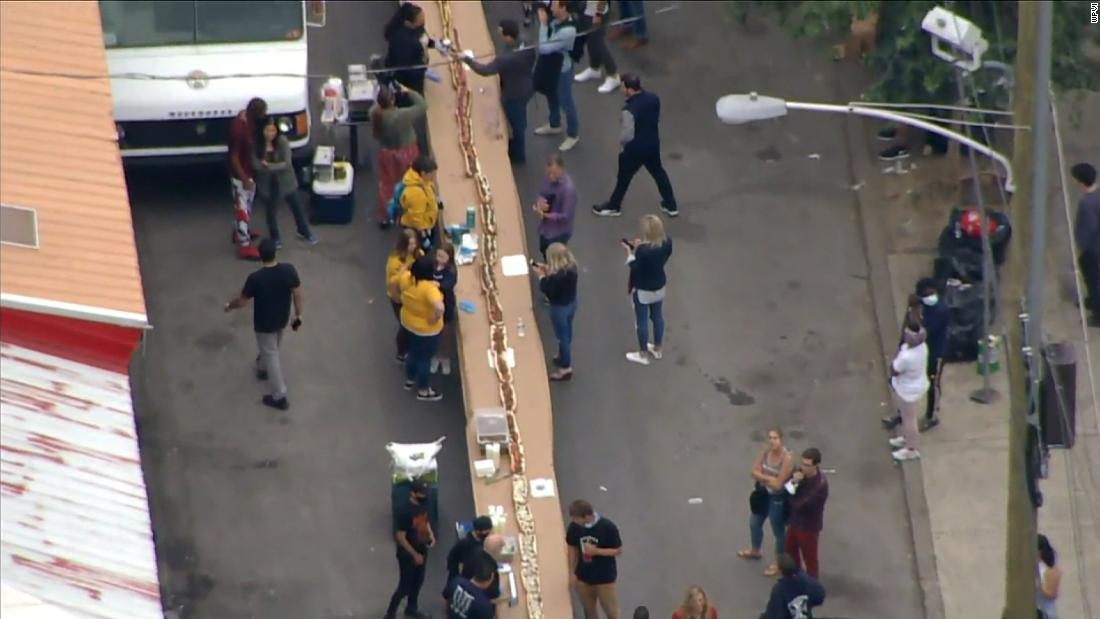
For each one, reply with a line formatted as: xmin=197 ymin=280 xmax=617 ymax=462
xmin=386 ymin=228 xmax=423 ymax=362
xmin=390 ymin=255 xmax=445 ymax=401
xmin=399 ymin=155 xmax=440 ymax=247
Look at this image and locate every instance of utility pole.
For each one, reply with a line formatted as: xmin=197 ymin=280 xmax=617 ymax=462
xmin=1002 ymin=1 xmax=1051 ymax=617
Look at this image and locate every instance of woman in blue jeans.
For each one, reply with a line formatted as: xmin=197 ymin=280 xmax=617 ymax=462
xmin=624 ymin=215 xmax=672 ymax=366
xmin=535 ymin=243 xmax=579 ymax=381
xmin=391 ymin=255 xmax=446 ymax=402
xmin=739 ymin=428 xmax=795 ymax=576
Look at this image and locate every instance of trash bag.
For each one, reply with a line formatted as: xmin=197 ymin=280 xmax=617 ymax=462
xmin=386 ymin=436 xmax=445 ymax=483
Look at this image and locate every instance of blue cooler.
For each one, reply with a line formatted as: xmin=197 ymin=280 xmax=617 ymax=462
xmin=310 ymin=161 xmax=355 ymax=224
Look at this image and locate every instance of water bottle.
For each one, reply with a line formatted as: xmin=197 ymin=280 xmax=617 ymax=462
xmin=516 ymin=318 xmax=526 ymax=338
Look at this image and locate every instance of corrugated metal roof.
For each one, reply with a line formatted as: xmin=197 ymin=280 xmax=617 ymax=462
xmin=0 ymin=1 xmax=147 ymax=323
xmin=0 ymin=343 xmax=161 ymax=619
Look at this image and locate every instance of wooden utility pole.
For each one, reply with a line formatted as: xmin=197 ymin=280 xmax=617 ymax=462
xmin=1002 ymin=1 xmax=1051 ymax=616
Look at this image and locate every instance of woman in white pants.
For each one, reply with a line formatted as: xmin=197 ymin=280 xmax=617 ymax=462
xmin=889 ymin=321 xmax=929 ymax=461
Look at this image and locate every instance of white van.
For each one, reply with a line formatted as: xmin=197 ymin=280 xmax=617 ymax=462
xmin=99 ymin=0 xmax=320 ymax=168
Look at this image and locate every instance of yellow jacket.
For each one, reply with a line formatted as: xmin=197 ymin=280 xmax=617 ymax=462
xmin=398 ymin=167 xmax=439 ymax=231
xmin=385 ymin=249 xmax=422 ymax=302
xmin=390 ymin=270 xmax=444 ymax=335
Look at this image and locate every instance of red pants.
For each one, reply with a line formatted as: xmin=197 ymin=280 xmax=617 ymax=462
xmin=784 ymin=526 xmax=820 ymax=577
xmin=376 ymin=143 xmax=420 ymax=221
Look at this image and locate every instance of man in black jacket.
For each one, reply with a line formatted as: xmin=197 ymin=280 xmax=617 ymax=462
xmin=459 ymin=19 xmax=537 ymax=164
xmin=592 ymin=74 xmax=678 ymax=218
xmin=759 ymin=554 xmax=826 ymax=619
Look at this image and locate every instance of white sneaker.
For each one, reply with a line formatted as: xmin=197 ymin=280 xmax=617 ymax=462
xmin=888 ymin=436 xmax=906 ymax=448
xmin=892 ymin=448 xmax=921 ymax=461
xmin=625 ymin=352 xmax=650 ymax=366
xmin=441 ymin=358 xmax=452 ymax=375
xmin=534 ymin=124 xmax=563 ymax=136
xmin=559 ymin=136 xmax=580 ymax=152
xmin=431 ymin=358 xmax=441 ymax=374
xmin=647 ymin=343 xmax=663 ymax=360
xmin=575 ymin=67 xmax=602 ymax=82
xmin=597 ymin=75 xmax=621 ymax=94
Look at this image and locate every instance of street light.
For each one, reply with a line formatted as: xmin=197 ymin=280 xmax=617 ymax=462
xmin=714 ymin=92 xmax=1016 ymax=193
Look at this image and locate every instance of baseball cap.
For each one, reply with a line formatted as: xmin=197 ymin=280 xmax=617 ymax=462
xmin=472 ymin=516 xmax=493 ymax=532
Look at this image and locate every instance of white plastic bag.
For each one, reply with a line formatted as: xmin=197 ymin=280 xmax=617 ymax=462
xmin=386 ymin=437 xmax=445 ymax=483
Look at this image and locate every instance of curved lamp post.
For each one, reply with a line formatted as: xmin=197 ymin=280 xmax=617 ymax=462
xmin=715 ymin=92 xmax=1015 ymax=193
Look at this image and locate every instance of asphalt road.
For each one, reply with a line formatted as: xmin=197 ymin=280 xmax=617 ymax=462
xmin=482 ymin=1 xmax=924 ymax=617
xmin=130 ymin=2 xmax=924 ymax=618
xmin=130 ymin=2 xmax=473 ymax=618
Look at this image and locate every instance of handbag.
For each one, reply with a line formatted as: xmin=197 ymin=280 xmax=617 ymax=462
xmin=749 ymin=482 xmax=769 ymax=516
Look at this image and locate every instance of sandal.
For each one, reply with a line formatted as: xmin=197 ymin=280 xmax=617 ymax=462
xmin=764 ymin=562 xmax=779 ymax=577
xmin=737 ymin=549 xmax=762 ymax=560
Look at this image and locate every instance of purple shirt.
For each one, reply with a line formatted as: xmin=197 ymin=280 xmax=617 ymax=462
xmin=538 ymin=172 xmax=577 ymax=240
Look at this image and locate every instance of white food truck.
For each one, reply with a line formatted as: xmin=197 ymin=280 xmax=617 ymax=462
xmin=99 ymin=0 xmax=322 ymax=169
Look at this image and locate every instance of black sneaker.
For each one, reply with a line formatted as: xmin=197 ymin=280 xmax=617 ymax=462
xmin=416 ymin=389 xmax=443 ymax=402
xmin=403 ymin=380 xmax=415 ymax=391
xmin=262 ymin=395 xmax=289 ymax=410
xmin=592 ymin=204 xmax=621 ymax=217
xmin=881 ymin=414 xmax=901 ymax=429
xmin=919 ymin=416 xmax=940 ymax=432
xmin=876 ymin=126 xmax=897 ymax=141
xmin=878 ymin=144 xmax=910 ymax=161
xmin=256 ymin=369 xmax=269 ymax=381
xmin=659 ymin=203 xmax=679 ymax=218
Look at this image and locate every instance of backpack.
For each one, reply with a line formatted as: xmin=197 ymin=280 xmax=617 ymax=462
xmin=387 ymin=180 xmax=408 ymax=222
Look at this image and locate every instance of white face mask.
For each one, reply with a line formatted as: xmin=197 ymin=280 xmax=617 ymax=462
xmin=922 ymin=294 xmax=939 ymax=306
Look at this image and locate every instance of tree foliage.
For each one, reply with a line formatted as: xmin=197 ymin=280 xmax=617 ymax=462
xmin=729 ymin=1 xmax=1100 ymax=105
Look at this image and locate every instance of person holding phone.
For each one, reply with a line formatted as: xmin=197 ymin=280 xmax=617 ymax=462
xmin=623 ymin=215 xmax=672 ymax=365
xmin=533 ymin=243 xmax=579 ymax=381
xmin=372 ymin=83 xmax=427 ymax=228
xmin=533 ymin=1 xmax=581 ymax=152
xmin=533 ymin=153 xmax=578 ymax=259
xmin=224 ymin=238 xmax=302 ymax=411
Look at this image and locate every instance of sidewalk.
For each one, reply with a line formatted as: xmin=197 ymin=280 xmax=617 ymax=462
xmin=850 ymin=84 xmax=1100 ymax=618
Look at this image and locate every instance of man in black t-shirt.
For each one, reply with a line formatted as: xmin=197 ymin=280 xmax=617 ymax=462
xmin=224 ymin=238 xmax=302 ymax=411
xmin=445 ymin=516 xmax=493 ymax=586
xmin=442 ymin=560 xmax=496 ymax=619
xmin=386 ymin=479 xmax=436 ymax=619
xmin=565 ymin=499 xmax=623 ymax=619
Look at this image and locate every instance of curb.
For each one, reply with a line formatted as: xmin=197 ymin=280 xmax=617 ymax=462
xmin=832 ymin=62 xmax=947 ymax=619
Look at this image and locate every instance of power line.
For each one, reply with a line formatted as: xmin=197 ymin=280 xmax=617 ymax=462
xmin=0 ymin=12 xmax=662 ymax=83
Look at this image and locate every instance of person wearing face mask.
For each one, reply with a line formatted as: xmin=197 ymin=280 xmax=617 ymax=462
xmin=445 ymin=516 xmax=493 ymax=586
xmin=888 ymin=318 xmax=929 ymax=462
xmin=566 ymin=499 xmax=624 ymax=619
xmin=882 ymin=279 xmax=949 ymax=431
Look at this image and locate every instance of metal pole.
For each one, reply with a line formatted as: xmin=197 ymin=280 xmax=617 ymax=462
xmin=784 ymin=101 xmax=1016 ymax=192
xmin=956 ymin=69 xmax=1000 ymax=404
xmin=1025 ymin=2 xmax=1053 ymax=362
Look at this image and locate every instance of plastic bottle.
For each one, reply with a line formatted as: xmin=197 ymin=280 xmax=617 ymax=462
xmin=516 ymin=318 xmax=526 ymax=338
